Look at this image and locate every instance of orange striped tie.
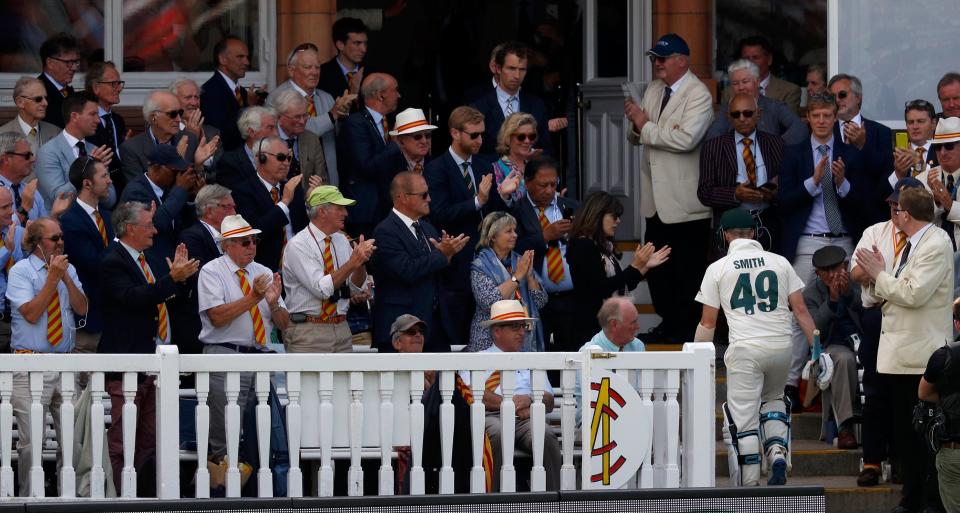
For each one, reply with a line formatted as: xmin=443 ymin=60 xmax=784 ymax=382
xmin=894 ymin=230 xmax=908 ymax=258
xmin=320 ymin=236 xmax=338 ymax=320
xmin=382 ymin=118 xmax=390 ymax=142
xmin=45 ymin=271 xmax=63 ymax=346
xmin=538 ymin=208 xmax=565 ymax=283
xmin=742 ymin=137 xmax=757 ymax=186
xmin=236 ymin=269 xmax=267 ymax=346
xmin=93 ymin=210 xmax=108 ymax=247
xmin=305 ymin=94 xmax=317 ymax=117
xmin=484 ymin=371 xmax=501 ymax=392
xmin=234 ymin=86 xmax=243 ymax=106
xmin=138 ymin=253 xmax=168 ymax=341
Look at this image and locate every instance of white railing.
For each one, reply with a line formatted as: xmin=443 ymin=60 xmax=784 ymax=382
xmin=0 ymin=343 xmax=714 ymax=500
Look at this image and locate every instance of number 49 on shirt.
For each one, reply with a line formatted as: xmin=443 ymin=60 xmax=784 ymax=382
xmin=730 ymin=271 xmax=779 ymax=315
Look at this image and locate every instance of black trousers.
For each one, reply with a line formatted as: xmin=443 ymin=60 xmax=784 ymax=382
xmin=858 ymin=306 xmax=893 ymax=466
xmin=883 ymin=372 xmax=942 ymax=511
xmin=644 ymin=214 xmax=711 ymax=341
xmin=541 ymin=291 xmax=581 ymax=352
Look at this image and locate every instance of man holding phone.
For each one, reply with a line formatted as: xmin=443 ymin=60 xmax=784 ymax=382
xmin=698 ymin=92 xmax=785 ymax=252
xmin=892 ymin=100 xmax=939 ymax=184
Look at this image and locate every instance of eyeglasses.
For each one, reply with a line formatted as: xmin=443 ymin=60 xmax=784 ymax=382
xmin=5 ymin=151 xmax=34 ymax=160
xmin=405 ymin=190 xmax=430 ymax=200
xmin=513 ymin=132 xmax=537 ymax=143
xmin=500 ymin=322 xmax=530 ymax=331
xmin=97 ymin=80 xmax=125 ymax=89
xmin=155 ymin=109 xmax=184 ymax=119
xmin=459 ymin=130 xmax=483 ymax=140
xmin=648 ymin=54 xmax=676 ymax=64
xmin=282 ymin=112 xmax=310 ymax=121
xmin=893 ymin=208 xmax=906 ymax=214
xmin=42 ymin=234 xmax=65 ymax=242
xmin=264 ymin=152 xmax=294 ymax=162
xmin=131 ymin=222 xmax=156 ymax=230
xmin=401 ymin=327 xmax=424 ymax=336
xmin=936 ymin=142 xmax=957 ymax=152
xmin=49 ymin=56 xmax=80 ymax=67
xmin=18 ymin=95 xmax=47 ymax=103
xmin=406 ymin=132 xmax=432 ymax=141
xmin=234 ymin=235 xmax=260 ymax=247
xmin=729 ymin=110 xmax=755 ymax=119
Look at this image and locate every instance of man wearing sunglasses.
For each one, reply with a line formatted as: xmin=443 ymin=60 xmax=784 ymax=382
xmin=382 ymin=108 xmax=436 ymax=217
xmin=37 ymin=33 xmax=79 ymax=129
xmin=921 ymin=117 xmax=960 ymax=251
xmin=624 ymin=33 xmax=714 ymax=344
xmin=706 ymin=59 xmax=805 ymax=146
xmin=0 ymin=77 xmax=61 ymax=156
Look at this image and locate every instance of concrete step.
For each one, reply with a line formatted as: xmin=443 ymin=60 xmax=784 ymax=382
xmin=717 ymin=439 xmax=862 ymax=478
xmin=787 ymin=475 xmax=902 ymax=513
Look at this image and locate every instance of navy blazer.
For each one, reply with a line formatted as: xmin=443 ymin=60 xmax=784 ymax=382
xmin=512 ymin=194 xmax=579 ymax=272
xmin=118 ymin=173 xmax=193 ymax=261
xmin=230 ymin=175 xmax=307 ymax=271
xmin=200 ymin=72 xmax=248 ymax=151
xmin=470 ymin=88 xmax=550 ymax=159
xmin=173 ymin=222 xmax=221 ymax=354
xmin=39 ymin=73 xmax=71 ymax=128
xmin=835 ymin=118 xmax=894 ymax=216
xmin=369 ymin=212 xmax=452 ymax=352
xmin=87 ymin=110 xmax=128 ymax=194
xmin=215 ymin=146 xmax=257 ymax=190
xmin=98 ymin=241 xmax=183 ymax=354
xmin=317 ymin=57 xmax=351 ymax=103
xmin=337 ymin=109 xmax=403 ymax=226
xmin=60 ymin=201 xmax=113 ymax=333
xmin=777 ymin=139 xmax=869 ymax=262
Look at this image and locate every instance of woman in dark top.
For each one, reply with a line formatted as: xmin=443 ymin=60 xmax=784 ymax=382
xmin=566 ymin=192 xmax=671 ymax=343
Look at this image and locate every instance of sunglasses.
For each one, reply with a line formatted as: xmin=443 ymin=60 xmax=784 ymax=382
xmin=264 ymin=152 xmax=294 ymax=162
xmin=5 ymin=151 xmax=34 ymax=160
xmin=513 ymin=133 xmax=537 ymax=143
xmin=18 ymin=95 xmax=47 ymax=103
xmin=157 ymin=109 xmax=184 ymax=119
xmin=405 ymin=191 xmax=430 ymax=200
xmin=460 ymin=130 xmax=483 ymax=140
xmin=234 ymin=235 xmax=261 ymax=247
xmin=936 ymin=142 xmax=957 ymax=152
xmin=407 ymin=132 xmax=432 ymax=141
xmin=402 ymin=327 xmax=424 ymax=336
xmin=729 ymin=110 xmax=755 ymax=119
xmin=836 ymin=90 xmax=850 ymax=100
xmin=43 ymin=234 xmax=65 ymax=243
xmin=906 ymin=99 xmax=933 ymax=109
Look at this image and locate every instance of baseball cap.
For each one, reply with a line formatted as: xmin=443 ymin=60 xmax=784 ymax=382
xmin=812 ymin=245 xmax=846 ymax=269
xmin=886 ymin=176 xmax=924 ymax=203
xmin=147 ymin=144 xmax=190 ymax=170
xmin=647 ymin=33 xmax=690 ymax=58
xmin=719 ymin=208 xmax=755 ymax=230
xmin=306 ymin=185 xmax=357 ymax=207
xmin=390 ymin=314 xmax=426 ymax=339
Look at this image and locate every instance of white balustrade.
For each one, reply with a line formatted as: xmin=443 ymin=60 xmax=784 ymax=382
xmin=255 ymin=372 xmax=272 ymax=497
xmin=638 ymin=369 xmax=655 ymax=488
xmin=28 ymin=371 xmax=43 ymax=497
xmin=530 ymin=370 xmax=547 ymax=492
xmin=408 ymin=370 xmax=425 ymax=495
xmin=378 ymin=372 xmax=394 ymax=496
xmin=347 ymin=371 xmax=364 ymax=496
xmin=89 ymin=372 xmax=105 ymax=499
xmin=59 ymin=372 xmax=75 ymax=498
xmin=285 ymin=371 xmax=302 ymax=497
xmin=559 ymin=369 xmax=576 ymax=490
xmin=194 ymin=372 xmax=210 ymax=498
xmin=469 ymin=370 xmax=486 ymax=493
xmin=120 ymin=372 xmax=138 ymax=497
xmin=0 ymin=373 xmax=12 ymax=497
xmin=438 ymin=371 xmax=454 ymax=494
xmin=498 ymin=370 xmax=516 ymax=493
xmin=224 ymin=371 xmax=241 ymax=498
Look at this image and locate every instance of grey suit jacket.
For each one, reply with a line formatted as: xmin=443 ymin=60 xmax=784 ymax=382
xmin=707 ymin=95 xmax=807 ymax=145
xmin=35 ymin=131 xmax=117 ymax=208
xmin=722 ymin=75 xmax=803 ymax=116
xmin=119 ymin=128 xmax=200 ymax=183
xmin=268 ymin=81 xmax=339 ymax=185
xmin=295 ymin=130 xmax=328 ymax=188
xmin=0 ymin=117 xmax=60 ymax=154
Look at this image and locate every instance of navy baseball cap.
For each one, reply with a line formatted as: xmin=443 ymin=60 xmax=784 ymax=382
xmin=147 ymin=144 xmax=190 ymax=170
xmin=647 ymin=33 xmax=690 ymax=58
xmin=887 ymin=176 xmax=924 ymax=203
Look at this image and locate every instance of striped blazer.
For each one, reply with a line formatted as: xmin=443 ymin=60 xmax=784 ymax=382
xmin=697 ymin=129 xmax=784 ymax=217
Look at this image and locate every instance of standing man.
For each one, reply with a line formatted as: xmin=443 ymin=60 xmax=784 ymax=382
xmin=270 ymin=44 xmax=354 ymax=185
xmin=938 ymin=72 xmax=960 ymax=119
xmin=37 ymin=33 xmax=79 ymax=128
xmin=338 ymin=72 xmax=401 ymax=237
xmin=169 ymin=78 xmax=221 ymax=146
xmin=201 ymin=37 xmax=260 ymax=151
xmin=7 ymin=218 xmax=86 ymax=497
xmin=723 ymin=36 xmax=801 ymax=116
xmin=271 ymin=89 xmax=328 ymax=185
xmin=282 ymin=186 xmax=375 ymax=353
xmin=61 ymin=157 xmax=113 ymax=353
xmin=383 ymin=108 xmax=437 ymax=214
xmin=921 ymin=118 xmax=960 ymax=248
xmin=318 ymin=17 xmax=368 ymax=101
xmin=512 ymin=157 xmax=579 ymax=352
xmin=695 ymin=208 xmax=816 ymax=487
xmin=892 ymin=99 xmax=939 ymax=183
xmin=98 ymin=201 xmax=199 ymax=492
xmin=369 ymin=171 xmax=468 ymax=353
xmin=855 ymin=186 xmax=953 ymax=513
xmin=215 ymin=106 xmax=277 ymax=190
xmin=35 ymin=93 xmax=115 ymax=208
xmin=699 ymin=93 xmax=785 ymax=251
xmin=919 ymin=335 xmax=960 ymax=513
xmin=84 ymin=61 xmax=128 ymax=192
xmin=0 ymin=187 xmax=25 ymax=353
xmin=0 ymin=77 xmax=61 ymax=155
xmin=198 ymin=214 xmax=288 ymax=469
xmin=230 ymin=136 xmax=307 ymax=271
xmin=624 ymin=33 xmax=714 ymax=343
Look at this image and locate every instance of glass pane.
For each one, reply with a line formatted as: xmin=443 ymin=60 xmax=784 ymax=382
xmin=122 ymin=0 xmax=260 ymax=72
xmin=596 ymin=0 xmax=628 ymax=78
xmin=0 ymin=1 xmax=105 ymax=73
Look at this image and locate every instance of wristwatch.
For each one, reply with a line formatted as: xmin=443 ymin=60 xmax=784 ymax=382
xmin=510 ymin=276 xmax=519 ymax=284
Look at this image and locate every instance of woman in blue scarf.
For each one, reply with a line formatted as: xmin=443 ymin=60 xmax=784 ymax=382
xmin=468 ymin=211 xmax=547 ymax=352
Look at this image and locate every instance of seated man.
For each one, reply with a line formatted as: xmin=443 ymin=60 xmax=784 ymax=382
xmin=803 ymin=245 xmax=862 ymax=450
xmin=460 ymin=299 xmax=561 ymax=491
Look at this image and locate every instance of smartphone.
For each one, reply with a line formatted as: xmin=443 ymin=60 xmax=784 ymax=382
xmin=561 ymin=205 xmax=575 ymax=220
xmin=759 ymin=182 xmax=778 ymax=193
xmin=895 ymin=131 xmax=909 ymax=150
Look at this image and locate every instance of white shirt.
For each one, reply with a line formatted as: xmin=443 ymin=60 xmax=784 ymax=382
xmin=459 ymin=344 xmax=533 ymax=396
xmin=16 ymin=115 xmax=42 ymax=151
xmin=527 ymin=193 xmax=573 ymax=293
xmin=76 ymin=198 xmax=101 ymax=229
xmin=119 ymin=240 xmax=170 ymax=344
xmin=837 ymin=113 xmax=863 ymax=144
xmin=695 ymin=238 xmax=804 ymax=346
xmin=257 ymin=172 xmax=294 ymax=240
xmin=43 ymin=72 xmax=66 ymax=91
xmin=281 ymin=224 xmax=358 ymax=315
xmin=6 ymin=254 xmax=82 ymax=353
xmin=392 ymin=208 xmax=422 ymax=239
xmin=366 ymin=107 xmax=386 ymax=139
xmin=448 ymin=146 xmax=481 ymax=210
xmin=802 ymin=136 xmax=851 ymax=234
xmin=62 ymin=130 xmax=86 ymax=159
xmin=217 ymin=71 xmax=240 ymax=97
xmin=198 ymin=255 xmax=283 ymax=347
xmin=759 ymin=74 xmax=770 ymax=96
xmin=850 ymin=220 xmax=905 ymax=307
xmin=735 ymin=130 xmax=768 ymax=211
xmin=200 ymin=220 xmax=223 ymax=254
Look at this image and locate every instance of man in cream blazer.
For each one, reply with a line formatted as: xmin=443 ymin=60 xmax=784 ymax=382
xmin=855 ymin=185 xmax=952 ymax=513
xmin=625 ymin=33 xmax=714 ymax=343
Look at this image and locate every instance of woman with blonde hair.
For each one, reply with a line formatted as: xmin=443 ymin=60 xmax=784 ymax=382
xmin=492 ymin=112 xmax=540 ymax=203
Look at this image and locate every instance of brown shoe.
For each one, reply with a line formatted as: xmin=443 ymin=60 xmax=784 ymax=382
xmin=857 ymin=466 xmax=881 ymax=487
xmin=837 ymin=428 xmax=858 ymax=450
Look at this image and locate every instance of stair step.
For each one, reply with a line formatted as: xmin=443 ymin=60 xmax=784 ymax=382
xmin=787 ymin=475 xmax=902 ymax=513
xmin=717 ymin=440 xmax=861 ymax=477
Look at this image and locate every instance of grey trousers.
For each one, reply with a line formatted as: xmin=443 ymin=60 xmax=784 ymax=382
xmin=821 ymin=344 xmax=860 ymax=436
xmin=12 ymin=371 xmax=64 ymax=496
xmin=203 ymin=345 xmax=255 ymax=460
xmin=485 ymin=411 xmax=561 ymax=491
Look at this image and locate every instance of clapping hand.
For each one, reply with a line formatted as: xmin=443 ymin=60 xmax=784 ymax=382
xmin=514 ymin=250 xmax=534 ymax=279
xmin=50 ymin=191 xmax=75 ymax=219
xmin=854 ymin=245 xmax=886 ymax=281
xmin=166 ymin=243 xmax=200 ymax=282
xmin=477 ymin=174 xmax=493 ymax=205
xmin=349 ymin=234 xmax=376 ymax=265
xmin=498 ymin=171 xmax=521 ymax=199
xmin=183 ymin=109 xmax=205 ymax=137
xmin=430 ymin=230 xmax=469 ymax=259
xmin=252 ymin=273 xmax=271 ymax=298
xmin=90 ymin=145 xmax=113 ymax=167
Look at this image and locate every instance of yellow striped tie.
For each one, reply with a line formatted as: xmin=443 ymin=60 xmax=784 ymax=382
xmin=894 ymin=230 xmax=908 ymax=258
xmin=305 ymin=94 xmax=317 ymax=117
xmin=320 ymin=237 xmax=338 ymax=320
xmin=236 ymin=269 xmax=267 ymax=346
xmin=538 ymin=207 xmax=565 ymax=283
xmin=138 ymin=253 xmax=168 ymax=341
xmin=94 ymin=210 xmax=108 ymax=247
xmin=45 ymin=270 xmax=63 ymax=346
xmin=484 ymin=371 xmax=501 ymax=392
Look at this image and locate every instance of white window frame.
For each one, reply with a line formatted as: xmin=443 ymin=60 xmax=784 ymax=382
xmin=0 ymin=0 xmax=276 ymax=107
